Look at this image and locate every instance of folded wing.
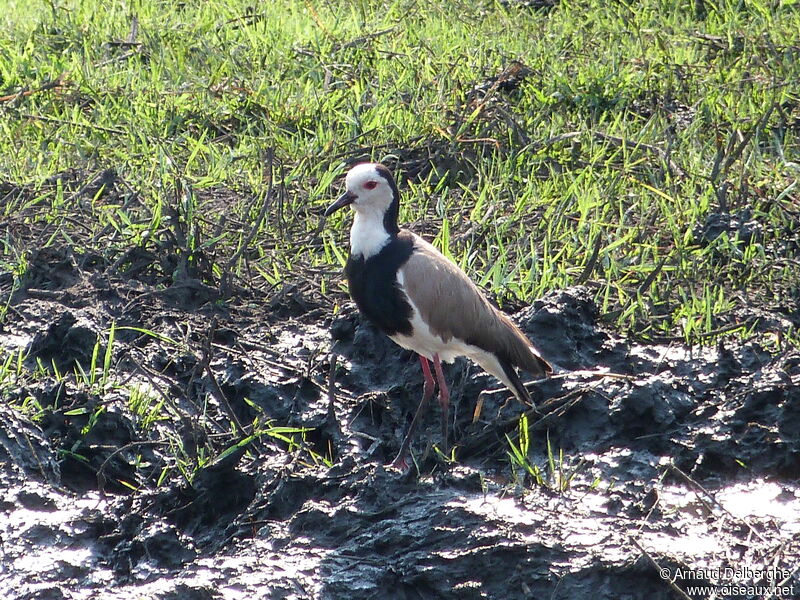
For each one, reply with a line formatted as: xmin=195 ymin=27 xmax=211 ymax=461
xmin=400 ymin=233 xmax=551 ymax=377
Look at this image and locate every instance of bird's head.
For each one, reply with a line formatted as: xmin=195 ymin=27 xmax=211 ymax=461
xmin=324 ymin=163 xmax=399 ymax=228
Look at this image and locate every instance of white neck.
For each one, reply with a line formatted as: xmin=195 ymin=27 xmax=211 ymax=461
xmin=350 ymin=206 xmax=391 ymax=259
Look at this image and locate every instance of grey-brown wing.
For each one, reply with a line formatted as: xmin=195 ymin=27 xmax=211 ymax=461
xmin=400 ymin=234 xmax=550 ymax=376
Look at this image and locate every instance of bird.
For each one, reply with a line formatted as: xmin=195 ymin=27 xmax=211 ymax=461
xmin=325 ymin=162 xmax=551 ymax=469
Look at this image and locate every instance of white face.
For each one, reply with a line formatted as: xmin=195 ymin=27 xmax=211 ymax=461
xmin=344 ymin=163 xmax=394 ymax=214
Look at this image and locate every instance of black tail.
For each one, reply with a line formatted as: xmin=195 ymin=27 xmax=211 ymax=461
xmin=499 ymin=358 xmax=535 ymax=406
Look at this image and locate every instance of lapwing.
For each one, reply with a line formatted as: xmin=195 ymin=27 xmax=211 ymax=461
xmin=325 ymin=163 xmax=551 ymax=468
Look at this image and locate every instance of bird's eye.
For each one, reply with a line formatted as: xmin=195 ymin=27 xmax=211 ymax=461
xmin=364 ymin=180 xmax=378 ymax=190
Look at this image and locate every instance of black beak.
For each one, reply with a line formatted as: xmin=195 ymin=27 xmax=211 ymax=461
xmin=324 ymin=191 xmax=357 ymax=217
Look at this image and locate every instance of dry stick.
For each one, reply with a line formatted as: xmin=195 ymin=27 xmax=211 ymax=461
xmin=629 ymin=536 xmax=694 ymax=600
xmin=340 ymin=26 xmax=398 ymax=49
xmin=526 ymin=130 xmax=685 ymax=177
xmin=199 ymin=316 xmax=248 ymax=439
xmin=465 ymin=385 xmax=592 ymax=454
xmin=326 ymin=354 xmax=342 ymax=436
xmin=476 ymin=368 xmax=633 ymax=420
xmin=767 ymin=561 xmax=800 ymax=600
xmin=0 ymin=75 xmax=65 ymax=102
xmin=576 ymin=235 xmax=603 ymax=284
xmin=21 ymin=113 xmax=125 ymax=135
xmin=669 ymin=463 xmax=769 ymax=544
xmin=710 ymin=102 xmax=777 ymax=203
xmin=21 ymin=429 xmax=57 ymax=485
xmin=641 ymin=317 xmax=757 ymax=345
xmin=96 ymin=440 xmax=168 ymax=495
xmin=97 ymin=14 xmax=141 ymax=69
xmin=223 ymin=11 xmax=264 ymax=27
xmin=526 ymin=388 xmax=589 ymax=429
xmin=637 ymin=255 xmax=667 ymax=295
xmin=592 ymin=131 xmax=686 ymax=177
xmin=719 ymin=103 xmax=776 ymax=180
xmin=133 ymin=360 xmax=224 ymax=434
xmin=527 ymin=130 xmax=583 ymax=150
xmin=125 ymin=14 xmax=139 ymax=45
xmin=467 ymin=368 xmax=636 ymax=452
xmin=541 ymin=369 xmax=636 ymax=383
xmin=221 ymin=151 xmax=274 ymax=298
xmin=327 ymin=354 xmax=337 ymax=420
xmin=95 ymin=50 xmax=139 ymax=68
xmin=465 ymin=61 xmax=529 ymax=124
xmin=120 ymin=278 xmax=219 ymax=315
xmin=494 ymin=105 xmax=531 ymax=146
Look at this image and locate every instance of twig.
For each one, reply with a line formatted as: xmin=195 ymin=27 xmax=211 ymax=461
xmin=592 ymin=131 xmax=685 ymax=177
xmin=132 ymin=360 xmax=223 ymax=438
xmin=637 ymin=256 xmax=667 ymax=294
xmin=21 ymin=113 xmax=125 ymax=135
xmin=21 ymin=428 xmax=58 ymax=484
xmin=719 ymin=103 xmax=775 ymax=181
xmin=95 ymin=50 xmax=139 ymax=68
xmin=327 ymin=353 xmax=342 ymax=435
xmin=96 ymin=440 xmax=168 ymax=494
xmin=525 ymin=130 xmax=685 ymax=177
xmin=327 ymin=354 xmax=337 ymax=421
xmin=465 ymin=60 xmax=531 ymax=123
xmin=199 ymin=316 xmax=248 ymax=438
xmin=542 ymin=369 xmax=636 ymax=382
xmin=669 ymin=463 xmax=769 ymax=544
xmin=629 ymin=536 xmax=693 ymax=600
xmin=462 ymin=383 xmax=595 ymax=456
xmin=223 ymin=11 xmax=264 ymax=27
xmin=526 ymin=388 xmax=590 ymax=429
xmin=339 ymin=26 xmax=398 ymax=49
xmin=526 ymin=130 xmax=582 ymax=151
xmin=767 ymin=561 xmax=800 ymax=600
xmin=0 ymin=75 xmax=65 ymax=102
xmin=577 ymin=235 xmax=603 ymax=284
xmin=221 ymin=150 xmax=274 ymax=297
xmin=126 ymin=14 xmax=139 ymax=45
xmin=710 ymin=102 xmax=776 ymax=203
xmin=639 ymin=318 xmax=757 ymax=344
xmin=120 ymin=278 xmax=220 ymax=314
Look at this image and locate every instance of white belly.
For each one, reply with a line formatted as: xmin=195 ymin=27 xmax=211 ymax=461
xmin=388 ymin=271 xmax=515 ymax=392
xmin=388 ymin=270 xmax=466 ymax=361
xmin=389 ymin=304 xmax=472 ymax=363
xmin=388 ymin=305 xmax=512 ymax=391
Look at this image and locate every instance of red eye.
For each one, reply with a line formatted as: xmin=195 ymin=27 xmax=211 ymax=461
xmin=364 ymin=180 xmax=378 ymax=190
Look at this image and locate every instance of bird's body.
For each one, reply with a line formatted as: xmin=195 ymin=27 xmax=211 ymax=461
xmin=326 ymin=163 xmax=551 ymax=467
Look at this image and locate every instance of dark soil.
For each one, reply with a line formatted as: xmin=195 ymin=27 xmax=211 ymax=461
xmin=1 ymin=241 xmax=799 ymax=600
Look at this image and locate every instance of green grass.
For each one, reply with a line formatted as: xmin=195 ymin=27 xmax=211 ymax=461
xmin=506 ymin=414 xmax=590 ymax=492
xmin=3 ymin=0 xmax=798 ymax=342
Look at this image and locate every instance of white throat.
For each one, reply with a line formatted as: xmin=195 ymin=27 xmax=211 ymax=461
xmin=350 ymin=205 xmax=391 ymax=259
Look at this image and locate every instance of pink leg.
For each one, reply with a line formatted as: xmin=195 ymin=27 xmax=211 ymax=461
xmin=432 ymin=354 xmax=450 ymax=452
xmin=390 ymin=355 xmax=436 ymax=470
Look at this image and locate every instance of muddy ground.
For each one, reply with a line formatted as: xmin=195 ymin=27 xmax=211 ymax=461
xmin=1 ymin=240 xmax=800 ymax=600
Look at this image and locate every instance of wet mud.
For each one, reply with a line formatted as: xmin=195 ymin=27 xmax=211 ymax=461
xmin=1 ymin=250 xmax=799 ymax=600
